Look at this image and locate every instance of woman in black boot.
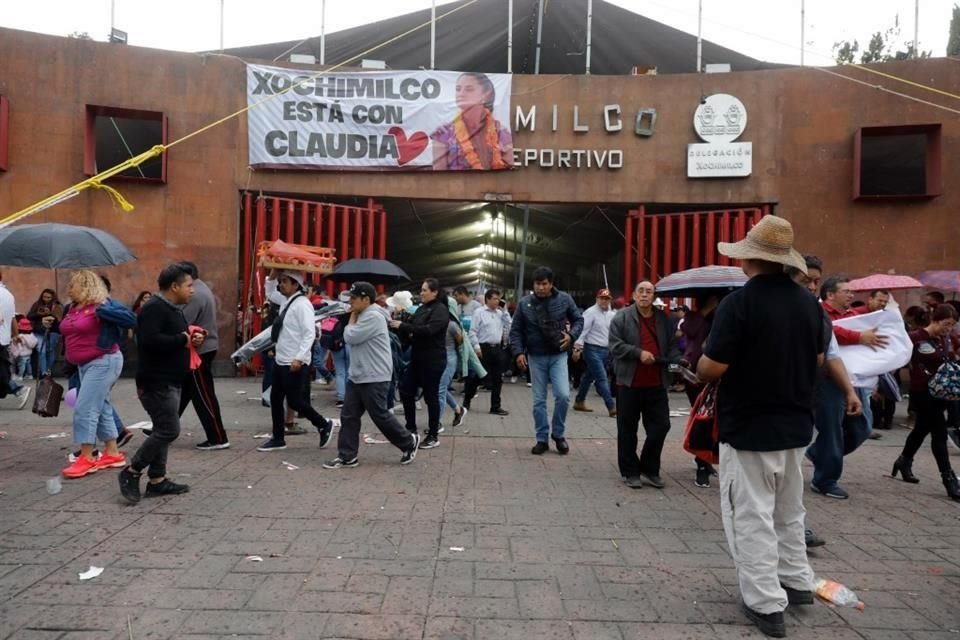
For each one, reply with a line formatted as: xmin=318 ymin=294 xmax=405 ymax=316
xmin=892 ymin=304 xmax=960 ymax=501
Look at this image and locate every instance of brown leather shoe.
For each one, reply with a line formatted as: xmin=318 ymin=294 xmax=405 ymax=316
xmin=608 ymin=408 xmax=618 ymax=418
xmin=573 ymin=402 xmax=593 ymax=412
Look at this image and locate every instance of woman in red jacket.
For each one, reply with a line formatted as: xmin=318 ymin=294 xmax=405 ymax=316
xmin=891 ymin=304 xmax=960 ymax=500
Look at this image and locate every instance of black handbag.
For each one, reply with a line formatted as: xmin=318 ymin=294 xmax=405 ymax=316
xmin=32 ymin=375 xmax=64 ymax=418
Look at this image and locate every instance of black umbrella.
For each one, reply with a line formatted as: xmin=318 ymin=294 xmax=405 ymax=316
xmin=0 ymin=223 xmax=136 ymax=268
xmin=328 ymin=258 xmax=410 ymax=285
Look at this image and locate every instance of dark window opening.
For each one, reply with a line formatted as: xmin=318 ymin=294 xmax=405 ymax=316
xmin=0 ymin=96 xmax=9 ymax=172
xmin=84 ymin=105 xmax=167 ymax=183
xmin=853 ymin=124 xmax=941 ymax=200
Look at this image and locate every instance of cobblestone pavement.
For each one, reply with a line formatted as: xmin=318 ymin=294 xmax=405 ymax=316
xmin=0 ymin=377 xmax=958 ymax=639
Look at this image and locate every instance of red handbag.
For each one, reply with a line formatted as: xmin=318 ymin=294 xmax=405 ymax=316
xmin=682 ymin=383 xmax=719 ymax=465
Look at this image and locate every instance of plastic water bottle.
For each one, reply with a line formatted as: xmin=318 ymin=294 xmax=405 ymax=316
xmin=814 ymin=577 xmax=864 ymax=610
xmin=46 ymin=477 xmax=62 ymax=495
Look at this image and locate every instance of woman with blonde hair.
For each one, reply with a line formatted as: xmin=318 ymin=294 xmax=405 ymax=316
xmin=60 ymin=270 xmax=132 ymax=478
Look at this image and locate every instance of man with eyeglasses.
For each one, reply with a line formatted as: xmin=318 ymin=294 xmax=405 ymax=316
xmin=806 ymin=275 xmax=886 ymax=499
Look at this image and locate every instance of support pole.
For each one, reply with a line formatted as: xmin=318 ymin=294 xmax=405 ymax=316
xmin=586 ymin=0 xmax=593 ymax=74
xmin=430 ymin=0 xmax=437 ymax=70
xmin=516 ymin=205 xmax=530 ymax=301
xmin=913 ymin=0 xmax=919 ymax=58
xmin=320 ymin=0 xmax=327 ymax=65
xmin=696 ymin=0 xmax=703 ymax=72
xmin=219 ymin=0 xmax=224 ymax=51
xmin=507 ymin=0 xmax=514 ymax=73
xmin=534 ymin=0 xmax=544 ymax=75
xmin=800 ymin=0 xmax=805 ymax=66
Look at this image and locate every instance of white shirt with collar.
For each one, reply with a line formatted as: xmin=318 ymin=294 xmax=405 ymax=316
xmin=269 ymin=282 xmax=316 ymax=366
xmin=469 ymin=304 xmax=511 ymax=349
xmin=575 ymin=303 xmax=616 ymax=349
xmin=0 ymin=283 xmax=14 ymax=347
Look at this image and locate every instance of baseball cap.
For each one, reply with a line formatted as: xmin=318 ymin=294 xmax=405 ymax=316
xmin=349 ymin=281 xmax=377 ymax=300
xmin=597 ymin=288 xmax=612 ymax=298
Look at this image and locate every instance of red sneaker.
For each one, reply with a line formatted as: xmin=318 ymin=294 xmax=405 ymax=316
xmin=62 ymin=456 xmax=98 ymax=479
xmin=95 ymin=452 xmax=127 ymax=470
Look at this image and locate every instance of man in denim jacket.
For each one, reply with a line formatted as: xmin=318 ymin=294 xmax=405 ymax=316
xmin=510 ymin=266 xmax=583 ymax=455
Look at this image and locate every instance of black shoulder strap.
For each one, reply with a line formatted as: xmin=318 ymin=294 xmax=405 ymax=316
xmin=271 ymin=293 xmax=304 ymax=342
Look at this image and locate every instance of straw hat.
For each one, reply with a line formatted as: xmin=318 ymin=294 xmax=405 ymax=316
xmin=717 ymin=216 xmax=807 ymax=274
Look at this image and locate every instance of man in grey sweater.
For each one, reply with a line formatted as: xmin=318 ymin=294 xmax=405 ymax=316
xmin=323 ymin=282 xmax=419 ymax=468
xmin=177 ymin=262 xmax=229 ymax=450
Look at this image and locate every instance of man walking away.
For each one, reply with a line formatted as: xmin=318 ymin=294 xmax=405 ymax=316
xmin=119 ymin=264 xmax=202 ymax=503
xmin=176 ymin=262 xmax=229 ymax=450
xmin=609 ymin=281 xmax=682 ymax=489
xmin=573 ymin=288 xmax=617 ymax=417
xmin=510 ymin=266 xmax=583 ymax=455
xmin=0 ymin=270 xmax=32 ymax=408
xmin=257 ymin=270 xmax=335 ymax=452
xmin=463 ymin=288 xmax=511 ymax=416
xmin=697 ymin=216 xmax=825 ymax=638
xmin=323 ymin=282 xmax=419 ymax=469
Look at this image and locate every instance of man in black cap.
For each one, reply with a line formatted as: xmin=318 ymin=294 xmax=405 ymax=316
xmin=323 ymin=281 xmax=419 ymax=468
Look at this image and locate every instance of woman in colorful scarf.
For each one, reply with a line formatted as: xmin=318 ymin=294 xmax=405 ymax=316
xmin=432 ymin=72 xmax=513 ymax=171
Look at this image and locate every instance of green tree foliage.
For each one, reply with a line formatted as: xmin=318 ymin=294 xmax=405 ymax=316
xmin=833 ymin=17 xmax=932 ymax=64
xmin=948 ymin=4 xmax=960 ymax=57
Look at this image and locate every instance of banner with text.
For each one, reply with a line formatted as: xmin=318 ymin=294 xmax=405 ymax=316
xmin=247 ymin=65 xmax=513 ymax=171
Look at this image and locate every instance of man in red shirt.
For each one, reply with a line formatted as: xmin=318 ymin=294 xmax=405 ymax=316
xmin=608 ymin=280 xmax=682 ymax=489
xmin=820 ymin=277 xmax=887 ymax=347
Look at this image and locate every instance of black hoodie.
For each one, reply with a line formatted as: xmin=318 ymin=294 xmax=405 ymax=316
xmin=396 ymin=297 xmax=451 ymax=365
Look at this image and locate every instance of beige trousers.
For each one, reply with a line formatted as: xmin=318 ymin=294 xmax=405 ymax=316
xmin=719 ymin=443 xmax=815 ymax=614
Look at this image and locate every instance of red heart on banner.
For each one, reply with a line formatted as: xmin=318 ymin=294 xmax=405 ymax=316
xmin=389 ymin=127 xmax=429 ymax=166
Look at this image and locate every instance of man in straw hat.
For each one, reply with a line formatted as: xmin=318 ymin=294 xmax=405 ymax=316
xmin=696 ymin=216 xmax=825 ymax=638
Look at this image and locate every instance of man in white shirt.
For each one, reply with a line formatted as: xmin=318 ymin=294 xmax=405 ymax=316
xmin=573 ymin=289 xmax=617 ymax=417
xmin=463 ymin=288 xmax=511 ymax=416
xmin=257 ymin=270 xmax=336 ymax=452
xmin=0 ymin=270 xmax=31 ymax=409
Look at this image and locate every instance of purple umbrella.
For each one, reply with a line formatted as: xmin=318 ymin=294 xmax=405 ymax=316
xmin=917 ymin=271 xmax=960 ymax=292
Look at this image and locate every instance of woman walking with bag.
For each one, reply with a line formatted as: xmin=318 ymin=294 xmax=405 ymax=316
xmin=60 ymin=271 xmax=135 ymax=479
xmin=891 ymin=303 xmax=960 ymax=500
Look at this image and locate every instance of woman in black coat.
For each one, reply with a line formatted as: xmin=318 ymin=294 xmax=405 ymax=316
xmin=390 ymin=278 xmax=451 ymax=450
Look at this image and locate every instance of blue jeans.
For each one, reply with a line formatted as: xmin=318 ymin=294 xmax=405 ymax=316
xmin=37 ymin=331 xmax=60 ymax=376
xmin=528 ymin=353 xmax=570 ymax=442
xmin=69 ymin=370 xmax=125 ymax=436
xmin=312 ymin=343 xmax=333 ymax=381
xmin=73 ymin=351 xmax=123 ymax=446
xmin=574 ymin=344 xmax=615 ymax=409
xmin=438 ymin=348 xmax=459 ymax=419
xmin=332 ymin=348 xmax=350 ymax=402
xmin=15 ymin=355 xmax=32 ymax=378
xmin=807 ymin=378 xmax=872 ymax=490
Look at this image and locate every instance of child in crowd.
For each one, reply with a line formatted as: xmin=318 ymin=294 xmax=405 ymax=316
xmin=10 ymin=317 xmax=37 ymax=380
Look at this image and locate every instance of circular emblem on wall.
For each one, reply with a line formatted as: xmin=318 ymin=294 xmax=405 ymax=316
xmin=694 ymin=94 xmax=748 ymax=143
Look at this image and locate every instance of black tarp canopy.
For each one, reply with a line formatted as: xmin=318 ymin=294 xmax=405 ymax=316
xmin=222 ymin=0 xmax=773 ymax=75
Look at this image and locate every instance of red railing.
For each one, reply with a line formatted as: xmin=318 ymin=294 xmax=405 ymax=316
xmin=624 ymin=205 xmax=769 ymax=299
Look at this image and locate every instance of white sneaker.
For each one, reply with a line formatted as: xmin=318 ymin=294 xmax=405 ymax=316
xmin=16 ymin=386 xmax=31 ymax=410
xmin=510 ymin=376 xmax=518 ymax=384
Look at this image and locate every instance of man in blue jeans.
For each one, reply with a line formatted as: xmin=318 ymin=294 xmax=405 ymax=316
xmin=573 ymin=288 xmax=617 ymax=417
xmin=510 ymin=266 xmax=583 ymax=455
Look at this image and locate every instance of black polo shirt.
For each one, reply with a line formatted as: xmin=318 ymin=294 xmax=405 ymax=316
xmin=703 ymin=272 xmax=825 ymax=451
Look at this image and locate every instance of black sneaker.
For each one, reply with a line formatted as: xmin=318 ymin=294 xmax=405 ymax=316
xmin=623 ymin=476 xmax=644 ymax=489
xmin=781 ymin=584 xmax=814 ymax=606
xmin=401 ymin=433 xmax=420 ymax=465
xmin=335 ymin=400 xmax=344 ymax=408
xmin=452 ymin=408 xmax=468 ymax=427
xmin=531 ymin=441 xmax=549 ymax=455
xmin=419 ymin=435 xmax=440 ymax=449
xmin=741 ymin=603 xmax=786 ymax=638
xmin=145 ymin=479 xmax=190 ymax=497
xmin=804 ymin=528 xmax=826 ymax=548
xmin=640 ymin=473 xmax=665 ymax=489
xmin=318 ymin=426 xmax=333 ymax=449
xmin=257 ymin=439 xmax=287 ymax=452
xmin=552 ymin=437 xmax=570 ymax=455
xmin=949 ymin=427 xmax=960 ymax=450
xmin=490 ymin=408 xmax=509 ymax=416
xmin=142 ymin=428 xmax=153 ymax=437
xmin=196 ymin=441 xmax=230 ymax=450
xmin=810 ymin=482 xmax=848 ymax=499
xmin=695 ymin=467 xmax=711 ymax=488
xmin=322 ymin=456 xmax=359 ymax=469
xmin=116 ymin=429 xmax=134 ymax=448
xmin=118 ymin=467 xmax=142 ymax=504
